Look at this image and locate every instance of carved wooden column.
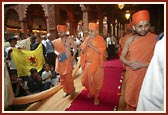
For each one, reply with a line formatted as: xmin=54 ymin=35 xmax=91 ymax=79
xmin=20 ymin=19 xmax=27 ymax=36
xmin=46 ymin=4 xmax=57 ymax=40
xmin=80 ymin=4 xmax=88 ymax=38
xmin=29 ymin=19 xmax=34 ymax=34
xmin=67 ymin=9 xmax=75 ymax=35
xmin=18 ymin=4 xmax=28 ymax=36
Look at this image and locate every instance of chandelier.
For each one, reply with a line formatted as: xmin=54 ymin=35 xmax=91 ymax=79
xmin=125 ymin=10 xmax=130 ymax=20
xmin=118 ymin=4 xmax=125 ymax=10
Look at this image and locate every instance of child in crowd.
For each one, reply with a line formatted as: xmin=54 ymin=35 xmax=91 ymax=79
xmin=27 ymin=68 xmax=43 ymax=93
xmin=10 ymin=70 xmax=28 ymax=97
xmin=41 ymin=64 xmax=52 ymax=90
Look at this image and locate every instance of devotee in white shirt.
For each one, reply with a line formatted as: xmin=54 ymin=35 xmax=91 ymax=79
xmin=136 ymin=35 xmax=165 ymax=111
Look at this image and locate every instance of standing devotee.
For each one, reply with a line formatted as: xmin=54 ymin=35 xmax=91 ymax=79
xmin=52 ymin=25 xmax=77 ymax=97
xmin=106 ymin=33 xmax=113 ymax=59
xmin=137 ymin=35 xmax=165 ymax=111
xmin=5 ymin=36 xmax=18 ymax=76
xmin=80 ymin=22 xmax=106 ymax=105
xmin=41 ymin=34 xmax=56 ymax=67
xmin=120 ymin=10 xmax=157 ymax=110
xmin=32 ymin=34 xmax=46 ymax=59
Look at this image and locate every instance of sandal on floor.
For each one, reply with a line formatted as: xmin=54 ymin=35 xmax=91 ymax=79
xmin=62 ymin=93 xmax=69 ymax=98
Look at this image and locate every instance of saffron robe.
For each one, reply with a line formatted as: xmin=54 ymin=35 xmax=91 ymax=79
xmin=118 ymin=33 xmax=134 ymax=57
xmin=52 ymin=38 xmax=74 ymax=93
xmin=80 ymin=35 xmax=106 ymax=97
xmin=125 ymin=32 xmax=157 ymax=109
xmin=137 ymin=36 xmax=164 ymax=111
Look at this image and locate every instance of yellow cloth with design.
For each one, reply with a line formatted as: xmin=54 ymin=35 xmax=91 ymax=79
xmin=12 ymin=44 xmax=45 ymax=77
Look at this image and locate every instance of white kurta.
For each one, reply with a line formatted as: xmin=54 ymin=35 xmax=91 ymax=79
xmin=136 ymin=36 xmax=165 ymax=111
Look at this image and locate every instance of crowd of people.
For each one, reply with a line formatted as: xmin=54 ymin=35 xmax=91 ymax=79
xmin=4 ymin=32 xmax=60 ymax=97
xmin=4 ymin=9 xmax=164 ymax=111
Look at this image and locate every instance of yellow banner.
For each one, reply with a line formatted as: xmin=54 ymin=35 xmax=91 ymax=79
xmin=12 ymin=44 xmax=45 ymax=77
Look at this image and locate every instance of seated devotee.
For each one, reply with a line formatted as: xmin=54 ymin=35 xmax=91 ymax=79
xmin=27 ymin=68 xmax=43 ymax=94
xmin=9 ymin=70 xmax=29 ymax=97
xmin=41 ymin=64 xmax=52 ymax=90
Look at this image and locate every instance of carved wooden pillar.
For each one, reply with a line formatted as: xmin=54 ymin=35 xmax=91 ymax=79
xmin=18 ymin=4 xmax=28 ymax=36
xmin=80 ymin=4 xmax=88 ymax=38
xmin=46 ymin=4 xmax=57 ymax=40
xmin=27 ymin=18 xmax=33 ymax=34
xmin=20 ymin=19 xmax=28 ymax=36
xmin=67 ymin=10 xmax=75 ymax=35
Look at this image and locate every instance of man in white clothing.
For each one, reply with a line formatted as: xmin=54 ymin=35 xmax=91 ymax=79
xmin=136 ymin=35 xmax=165 ymax=111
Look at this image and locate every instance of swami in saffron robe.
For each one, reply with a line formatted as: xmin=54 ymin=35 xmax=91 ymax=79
xmin=125 ymin=32 xmax=157 ymax=110
xmin=52 ymin=38 xmax=74 ymax=94
xmin=80 ymin=35 xmax=106 ymax=97
xmin=137 ymin=36 xmax=164 ymax=111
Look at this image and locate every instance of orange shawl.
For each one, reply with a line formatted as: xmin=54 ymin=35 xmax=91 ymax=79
xmin=125 ymin=32 xmax=157 ymax=108
xmin=118 ymin=33 xmax=134 ymax=56
xmin=80 ymin=35 xmax=106 ymax=75
xmin=80 ymin=35 xmax=106 ymax=96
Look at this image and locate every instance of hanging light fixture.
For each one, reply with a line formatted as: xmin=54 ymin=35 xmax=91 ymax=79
xmin=118 ymin=4 xmax=125 ymax=10
xmin=125 ymin=10 xmax=130 ymax=20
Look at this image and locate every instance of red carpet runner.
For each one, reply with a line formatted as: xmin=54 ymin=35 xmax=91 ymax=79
xmin=66 ymin=58 xmax=124 ymax=111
